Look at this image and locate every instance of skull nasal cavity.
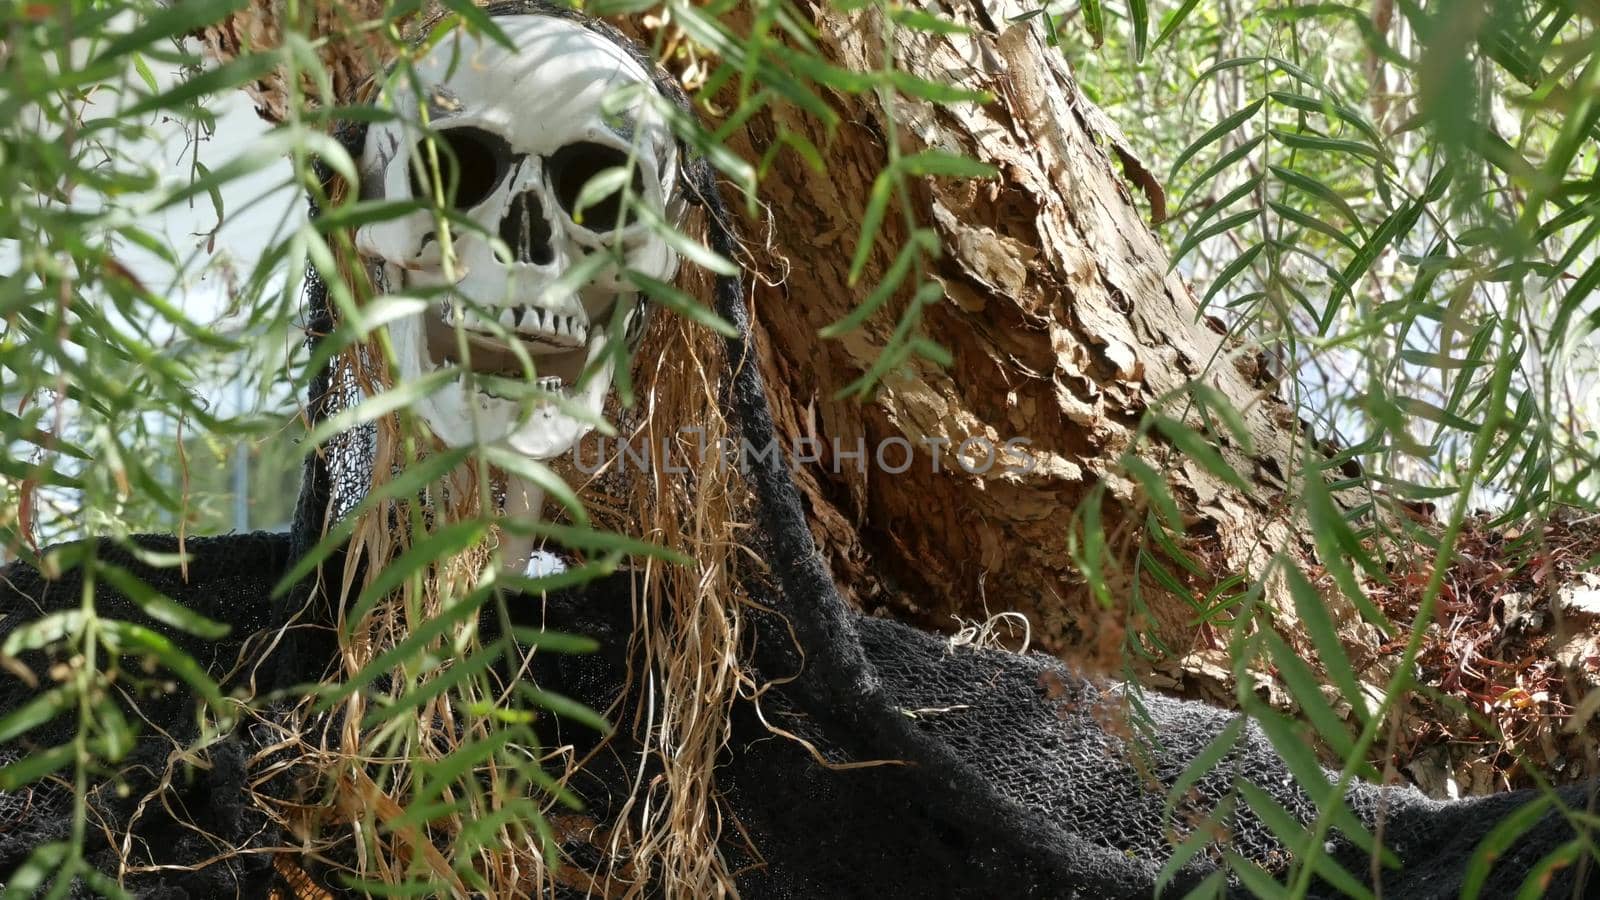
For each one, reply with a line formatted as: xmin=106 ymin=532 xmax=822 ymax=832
xmin=500 ymin=190 xmax=555 ymax=265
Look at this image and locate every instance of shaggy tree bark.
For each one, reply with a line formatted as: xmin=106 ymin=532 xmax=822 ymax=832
xmin=195 ymin=0 xmax=1316 ymax=678
xmin=731 ymin=1 xmax=1311 ymax=671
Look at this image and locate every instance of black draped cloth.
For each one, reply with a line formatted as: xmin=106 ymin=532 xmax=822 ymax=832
xmin=0 ymin=525 xmax=1593 ymax=898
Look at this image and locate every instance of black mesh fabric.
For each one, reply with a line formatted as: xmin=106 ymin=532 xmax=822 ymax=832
xmin=5 ymin=544 xmax=1593 ymax=898
xmin=0 ymin=534 xmax=302 ymax=898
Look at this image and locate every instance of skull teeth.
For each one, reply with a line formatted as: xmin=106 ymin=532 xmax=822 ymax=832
xmin=438 ymin=301 xmax=588 ymax=348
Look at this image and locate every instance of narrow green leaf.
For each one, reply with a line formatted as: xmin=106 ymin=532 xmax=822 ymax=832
xmin=1261 ymin=631 xmax=1361 ymax=765
xmin=1238 ymin=781 xmax=1373 ymax=900
xmin=0 ymin=745 xmax=75 ymax=791
xmin=897 ymin=150 xmax=998 ymax=179
xmin=1162 ymin=715 xmax=1246 ymax=818
xmin=1283 ymin=565 xmax=1369 ymax=721
xmin=361 ymin=644 xmax=501 ymax=728
xmin=1154 ymin=416 xmax=1250 ymax=491
xmin=0 ymin=687 xmax=72 ymax=744
xmin=94 ymin=0 xmax=248 ymax=63
xmin=850 ymin=172 xmax=895 ymax=284
xmin=93 ymin=563 xmax=230 ymax=640
xmin=123 ymin=51 xmax=282 ymax=118
xmin=516 ymin=681 xmax=612 ymax=734
xmin=345 ymin=520 xmax=489 ymax=633
xmin=1154 ymin=0 xmax=1204 ymax=48
xmin=629 ymin=271 xmax=739 ymax=337
xmin=1461 ymin=794 xmax=1553 ymax=899
xmin=1199 ymin=243 xmax=1265 ymax=311
xmin=1170 ymin=98 xmax=1266 ymax=182
xmin=101 ymin=621 xmax=226 ymax=709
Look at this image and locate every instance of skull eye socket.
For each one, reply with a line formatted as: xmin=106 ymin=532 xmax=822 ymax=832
xmin=408 ymin=127 xmax=503 ymax=210
xmin=549 ymin=142 xmax=647 ymax=232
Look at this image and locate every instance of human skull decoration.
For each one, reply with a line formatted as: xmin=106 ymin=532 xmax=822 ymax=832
xmin=355 ymin=14 xmax=682 ymax=459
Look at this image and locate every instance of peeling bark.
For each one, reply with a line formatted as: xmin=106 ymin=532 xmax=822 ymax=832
xmin=733 ymin=1 xmax=1311 ymax=669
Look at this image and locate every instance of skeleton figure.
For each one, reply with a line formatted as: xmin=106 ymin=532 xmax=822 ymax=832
xmin=354 ymin=14 xmax=679 ymax=462
xmin=0 ymin=5 xmax=1591 ymax=899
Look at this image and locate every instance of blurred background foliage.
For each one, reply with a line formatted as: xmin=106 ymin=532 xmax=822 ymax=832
xmin=1060 ymin=0 xmax=1600 ymax=516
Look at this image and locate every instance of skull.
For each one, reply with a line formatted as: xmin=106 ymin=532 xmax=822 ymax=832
xmin=355 ymin=14 xmax=682 ymax=459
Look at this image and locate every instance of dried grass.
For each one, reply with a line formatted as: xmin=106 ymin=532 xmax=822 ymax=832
xmin=249 ymin=148 xmax=760 ymax=896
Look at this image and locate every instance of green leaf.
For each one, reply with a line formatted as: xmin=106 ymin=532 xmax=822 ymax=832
xmin=570 ymin=168 xmax=632 ymax=226
xmin=93 ymin=562 xmax=230 ymax=640
xmin=628 ymin=271 xmax=739 ymax=337
xmin=824 ymin=231 xmax=930 ymax=337
xmin=505 ymin=626 xmax=602 ymax=654
xmin=0 ymin=687 xmax=72 ymax=744
xmin=889 ymin=74 xmax=985 ymax=107
xmin=1154 ymin=416 xmax=1250 ymax=492
xmin=345 ymin=519 xmax=490 ymax=634
xmin=1243 ymin=703 xmax=1390 ymax=865
xmin=1198 ymin=242 xmax=1264 ymax=311
xmin=2 ymin=612 xmax=87 ymax=656
xmin=1080 ymin=0 xmax=1106 ymax=46
xmin=1170 ymin=98 xmax=1266 ymax=183
xmin=515 ymin=681 xmax=612 ymax=734
xmin=481 ymin=445 xmax=589 ymax=527
xmin=632 ymin=204 xmax=739 ymax=276
xmin=0 ymin=842 xmax=70 ymax=899
xmin=1261 ymin=630 xmax=1362 ymax=766
xmin=1162 ymin=715 xmax=1246 ymax=817
xmin=897 ymin=150 xmax=998 ymax=179
xmin=315 ymin=584 xmax=491 ymax=709
xmin=1269 ymin=165 xmax=1366 ymax=231
xmin=1461 ymin=794 xmax=1553 ymax=899
xmin=1124 ymin=456 xmax=1183 ymax=531
xmin=123 ymin=51 xmax=283 ymax=119
xmin=1303 ymin=468 xmax=1393 ymax=631
xmin=890 ymin=8 xmax=970 ymax=35
xmin=850 ymin=171 xmax=895 ymax=284
xmin=1129 ymin=0 xmax=1149 ymax=60
xmin=1267 ymin=201 xmax=1360 ymax=252
xmin=1185 ymin=174 xmax=1264 ymax=242
xmin=438 ymin=0 xmax=515 ymax=50
xmin=1154 ymin=0 xmax=1204 ymax=48
xmin=1189 ymin=383 xmax=1256 ymax=455
xmin=1283 ymin=565 xmax=1370 ymax=722
xmin=1268 ymin=128 xmax=1387 ymax=167
xmin=0 ymin=744 xmax=75 ymax=791
xmin=1513 ymin=838 xmax=1584 ymax=900
xmin=94 ymin=0 xmax=249 ymax=63
xmin=101 ymin=621 xmax=226 ymax=709
xmin=273 ymin=446 xmax=476 ymax=598
xmin=361 ymin=643 xmax=503 ymax=728
xmin=1172 ymin=208 xmax=1261 ymax=269
xmin=406 ymin=728 xmax=519 ymax=818
xmin=1237 ymin=781 xmax=1373 ymax=900
xmin=1225 ymin=851 xmax=1291 ymax=898
xmin=305 ymin=368 xmax=455 ymax=447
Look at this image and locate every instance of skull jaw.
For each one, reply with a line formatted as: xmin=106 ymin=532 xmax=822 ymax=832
xmin=391 ymin=297 xmax=634 ymax=462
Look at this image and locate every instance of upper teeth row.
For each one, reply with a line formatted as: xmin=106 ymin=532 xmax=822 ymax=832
xmin=441 ymin=301 xmax=588 ymax=344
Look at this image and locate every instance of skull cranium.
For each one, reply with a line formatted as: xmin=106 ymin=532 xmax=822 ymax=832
xmin=355 ymin=14 xmax=682 ymax=459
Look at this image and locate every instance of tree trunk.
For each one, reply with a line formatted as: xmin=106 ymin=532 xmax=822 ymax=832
xmin=731 ymin=1 xmax=1309 ymax=670
xmin=196 ymin=0 xmax=1315 ymax=677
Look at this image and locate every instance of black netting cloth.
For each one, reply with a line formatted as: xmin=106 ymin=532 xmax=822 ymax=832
xmin=2 ymin=539 xmax=1595 ymax=898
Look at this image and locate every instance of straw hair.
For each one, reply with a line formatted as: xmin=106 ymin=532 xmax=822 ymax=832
xmin=274 ymin=121 xmax=753 ymax=894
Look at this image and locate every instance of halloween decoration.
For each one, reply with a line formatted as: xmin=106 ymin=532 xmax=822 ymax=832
xmin=354 ymin=13 xmax=677 ymax=462
xmin=1 ymin=4 xmax=1593 ymax=899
